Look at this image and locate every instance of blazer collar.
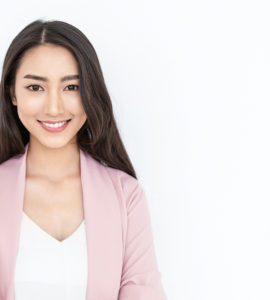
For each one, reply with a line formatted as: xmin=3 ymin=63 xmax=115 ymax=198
xmin=0 ymin=142 xmax=123 ymax=299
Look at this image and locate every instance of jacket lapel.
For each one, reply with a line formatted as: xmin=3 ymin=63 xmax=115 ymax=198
xmin=0 ymin=142 xmax=123 ymax=299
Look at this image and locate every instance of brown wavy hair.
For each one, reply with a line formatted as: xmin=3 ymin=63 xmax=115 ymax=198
xmin=0 ymin=19 xmax=137 ymax=178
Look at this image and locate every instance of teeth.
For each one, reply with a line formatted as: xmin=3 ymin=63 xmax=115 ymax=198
xmin=42 ymin=121 xmax=68 ymax=128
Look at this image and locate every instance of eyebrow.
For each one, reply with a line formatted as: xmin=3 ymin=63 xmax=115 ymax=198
xmin=23 ymin=74 xmax=80 ymax=82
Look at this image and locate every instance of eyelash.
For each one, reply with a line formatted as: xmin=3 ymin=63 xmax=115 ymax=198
xmin=26 ymin=84 xmax=79 ymax=92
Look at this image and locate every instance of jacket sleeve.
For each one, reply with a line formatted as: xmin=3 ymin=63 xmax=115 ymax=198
xmin=118 ymin=177 xmax=167 ymax=300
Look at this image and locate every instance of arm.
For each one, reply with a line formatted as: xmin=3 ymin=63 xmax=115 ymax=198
xmin=118 ymin=179 xmax=167 ymax=300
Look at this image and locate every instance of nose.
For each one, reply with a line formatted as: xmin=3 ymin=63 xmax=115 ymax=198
xmin=44 ymin=89 xmax=65 ymax=115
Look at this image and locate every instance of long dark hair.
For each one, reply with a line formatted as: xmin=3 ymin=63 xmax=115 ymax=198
xmin=0 ymin=19 xmax=137 ymax=178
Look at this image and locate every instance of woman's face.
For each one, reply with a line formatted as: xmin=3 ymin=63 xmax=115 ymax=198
xmin=11 ymin=43 xmax=87 ymax=149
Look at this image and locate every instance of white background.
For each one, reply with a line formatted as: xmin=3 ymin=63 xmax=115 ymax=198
xmin=1 ymin=1 xmax=270 ymax=299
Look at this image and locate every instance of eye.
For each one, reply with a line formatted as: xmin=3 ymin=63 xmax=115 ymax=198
xmin=26 ymin=84 xmax=79 ymax=92
xmin=65 ymin=84 xmax=79 ymax=91
xmin=27 ymin=85 xmax=43 ymax=92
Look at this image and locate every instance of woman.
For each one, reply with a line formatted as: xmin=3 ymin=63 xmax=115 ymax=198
xmin=0 ymin=19 xmax=167 ymax=299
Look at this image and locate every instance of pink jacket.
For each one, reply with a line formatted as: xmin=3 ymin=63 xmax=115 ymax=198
xmin=0 ymin=142 xmax=167 ymax=300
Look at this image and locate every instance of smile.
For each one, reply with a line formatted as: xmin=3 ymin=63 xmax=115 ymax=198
xmin=38 ymin=119 xmax=71 ymax=132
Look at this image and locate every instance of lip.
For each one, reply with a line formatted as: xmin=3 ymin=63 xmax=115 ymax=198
xmin=38 ymin=119 xmax=71 ymax=132
xmin=38 ymin=119 xmax=71 ymax=124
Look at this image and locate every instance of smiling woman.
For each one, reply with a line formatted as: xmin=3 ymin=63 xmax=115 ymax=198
xmin=0 ymin=20 xmax=136 ymax=177
xmin=9 ymin=44 xmax=87 ymax=149
xmin=0 ymin=19 xmax=167 ymax=300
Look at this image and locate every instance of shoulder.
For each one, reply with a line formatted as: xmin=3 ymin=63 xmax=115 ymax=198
xmin=0 ymin=152 xmax=23 ymax=177
xmin=0 ymin=153 xmax=25 ymax=199
xmin=104 ymin=164 xmax=146 ymax=208
xmin=83 ymin=150 xmax=142 ymax=199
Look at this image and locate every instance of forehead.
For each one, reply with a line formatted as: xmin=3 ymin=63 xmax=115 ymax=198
xmin=16 ymin=44 xmax=79 ymax=80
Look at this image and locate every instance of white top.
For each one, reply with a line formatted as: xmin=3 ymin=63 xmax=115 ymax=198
xmin=14 ymin=212 xmax=88 ymax=300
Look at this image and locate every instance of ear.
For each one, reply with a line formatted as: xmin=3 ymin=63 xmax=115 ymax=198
xmin=9 ymin=86 xmax=17 ymax=106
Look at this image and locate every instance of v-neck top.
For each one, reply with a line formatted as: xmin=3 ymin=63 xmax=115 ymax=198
xmin=14 ymin=212 xmax=88 ymax=300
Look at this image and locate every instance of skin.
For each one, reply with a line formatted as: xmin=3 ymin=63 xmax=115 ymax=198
xmin=10 ymin=43 xmax=87 ymax=242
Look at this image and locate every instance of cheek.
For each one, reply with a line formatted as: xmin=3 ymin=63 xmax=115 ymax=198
xmin=76 ymin=109 xmax=87 ymax=125
xmin=17 ymin=99 xmax=42 ymax=116
xmin=15 ymin=89 xmax=43 ymax=115
xmin=66 ymin=97 xmax=86 ymax=116
xmin=15 ymin=90 xmax=86 ymax=118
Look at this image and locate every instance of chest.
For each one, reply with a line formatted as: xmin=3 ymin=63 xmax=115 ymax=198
xmin=22 ymin=175 xmax=84 ymax=242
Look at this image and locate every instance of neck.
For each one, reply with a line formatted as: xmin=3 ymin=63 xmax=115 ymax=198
xmin=26 ymin=136 xmax=81 ymax=182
